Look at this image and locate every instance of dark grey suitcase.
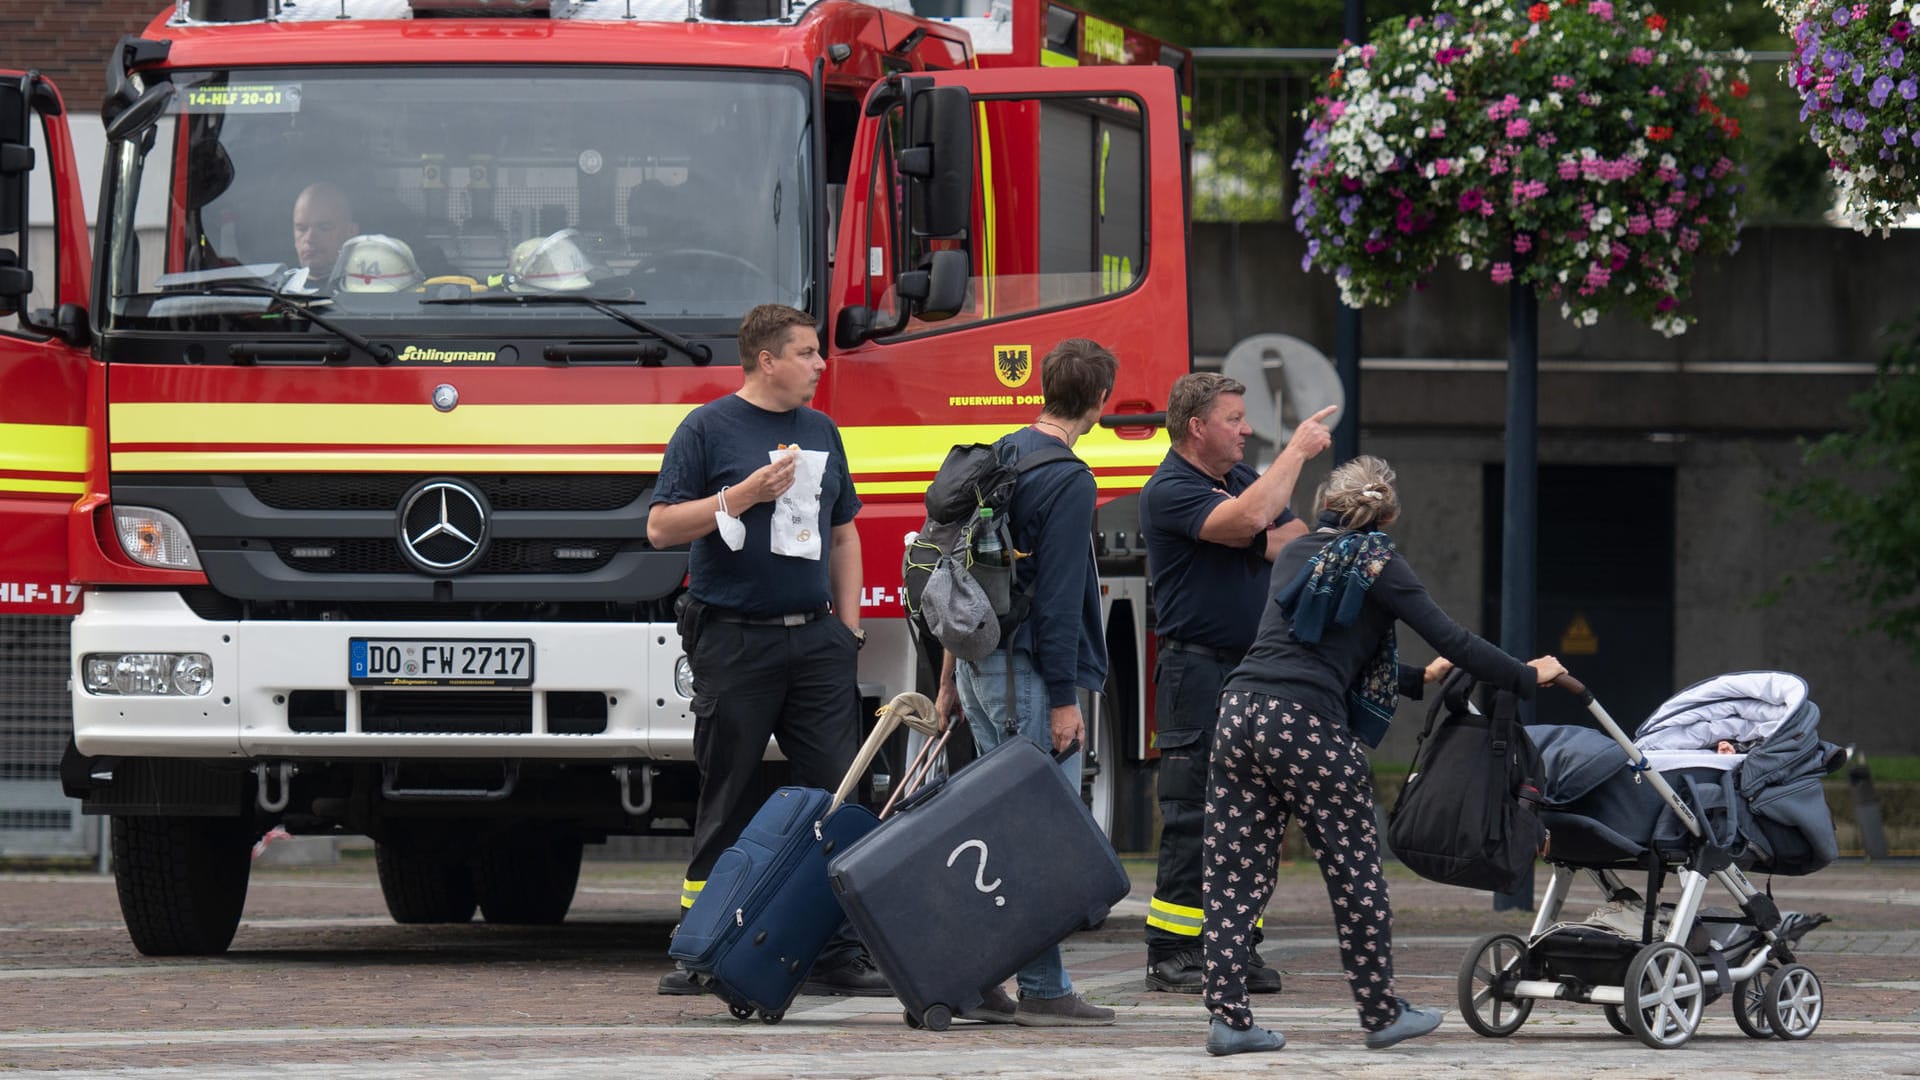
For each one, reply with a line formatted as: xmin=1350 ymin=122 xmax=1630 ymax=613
xmin=826 ymin=736 xmax=1130 ymax=1030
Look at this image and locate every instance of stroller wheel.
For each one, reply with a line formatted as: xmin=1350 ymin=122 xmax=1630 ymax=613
xmin=1457 ymin=932 xmax=1534 ymax=1037
xmin=1732 ymin=966 xmax=1778 ymax=1039
xmin=1763 ymin=963 xmax=1823 ymax=1040
xmin=1602 ymin=1004 xmax=1633 ymax=1037
xmin=1623 ymin=942 xmax=1705 ymax=1049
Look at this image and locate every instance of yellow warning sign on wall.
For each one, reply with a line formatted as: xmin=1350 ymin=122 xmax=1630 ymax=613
xmin=1561 ymin=613 xmax=1599 ymax=656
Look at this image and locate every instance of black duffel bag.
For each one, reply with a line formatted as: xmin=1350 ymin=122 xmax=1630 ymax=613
xmin=1386 ymin=670 xmax=1546 ymax=893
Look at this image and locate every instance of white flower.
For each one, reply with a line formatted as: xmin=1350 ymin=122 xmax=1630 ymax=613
xmin=1459 ymin=253 xmax=1474 ymax=270
xmin=1575 ymin=242 xmax=1590 ymax=258
xmin=1470 ymin=145 xmax=1487 ymax=162
xmin=1593 ymin=208 xmax=1614 ymax=228
xmin=1660 ymin=153 xmax=1677 ymax=170
xmin=1547 ymin=92 xmax=1564 ymax=108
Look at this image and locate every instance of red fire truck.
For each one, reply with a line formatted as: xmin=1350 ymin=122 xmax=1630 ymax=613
xmin=0 ymin=0 xmax=1189 ymax=954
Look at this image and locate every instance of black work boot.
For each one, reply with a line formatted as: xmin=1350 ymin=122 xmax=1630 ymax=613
xmin=657 ymin=965 xmax=704 ymax=996
xmin=1247 ymin=949 xmax=1283 ymax=994
xmin=801 ymin=950 xmax=892 ymax=997
xmin=1145 ymin=948 xmax=1205 ymax=993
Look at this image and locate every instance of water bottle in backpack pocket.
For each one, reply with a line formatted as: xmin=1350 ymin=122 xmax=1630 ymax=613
xmin=970 ymin=507 xmax=1013 ymax=617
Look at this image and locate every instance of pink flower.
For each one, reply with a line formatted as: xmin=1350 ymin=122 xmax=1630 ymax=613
xmin=1435 ymin=159 xmax=1453 ymax=176
xmin=1552 ymin=74 xmax=1576 ymax=90
xmin=1458 ymin=189 xmax=1486 ymax=212
xmin=1558 ymin=158 xmax=1581 ymax=180
xmin=1656 ymin=295 xmax=1678 ymax=312
xmin=1507 ymin=117 xmax=1532 ymax=139
xmin=1580 ymin=203 xmax=1597 ymax=222
xmin=1515 ymin=233 xmax=1534 ymax=253
xmin=1628 ymin=213 xmax=1652 ymax=235
xmin=1491 ymin=261 xmax=1514 ymax=284
xmin=1629 ymin=47 xmax=1655 ymax=65
xmin=1654 ymin=206 xmax=1679 ymax=228
xmin=1590 ymin=0 xmax=1614 ymax=21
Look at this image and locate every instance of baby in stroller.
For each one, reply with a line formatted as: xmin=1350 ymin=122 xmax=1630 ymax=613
xmin=1454 ymin=671 xmax=1843 ymax=1049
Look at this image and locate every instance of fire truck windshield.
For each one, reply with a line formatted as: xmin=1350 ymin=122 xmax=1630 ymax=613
xmin=100 ymin=66 xmax=813 ymax=350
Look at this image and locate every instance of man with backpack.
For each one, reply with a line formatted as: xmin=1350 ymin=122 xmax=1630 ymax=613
xmin=1138 ymin=372 xmax=1336 ymax=995
xmin=931 ymin=338 xmax=1119 ymax=1027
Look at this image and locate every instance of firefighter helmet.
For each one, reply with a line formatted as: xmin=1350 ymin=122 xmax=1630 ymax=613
xmin=506 ymin=228 xmax=599 ymax=293
xmin=332 ymin=234 xmax=426 ymax=293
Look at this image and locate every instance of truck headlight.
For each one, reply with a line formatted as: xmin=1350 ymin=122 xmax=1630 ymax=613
xmin=113 ymin=506 xmax=202 ymax=571
xmin=82 ymin=653 xmax=215 ymax=696
xmin=673 ymin=656 xmax=694 ymax=699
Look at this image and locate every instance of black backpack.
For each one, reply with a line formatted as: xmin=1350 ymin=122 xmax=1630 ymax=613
xmin=901 ymin=437 xmax=1081 ymax=642
xmin=1386 ymin=670 xmax=1548 ymax=893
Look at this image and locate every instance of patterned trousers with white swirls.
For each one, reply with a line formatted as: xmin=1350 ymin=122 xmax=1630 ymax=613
xmin=1201 ymin=690 xmax=1398 ymax=1032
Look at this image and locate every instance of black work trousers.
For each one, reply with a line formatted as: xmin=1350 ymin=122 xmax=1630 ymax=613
xmin=1146 ymin=644 xmax=1265 ymax=962
xmin=683 ymin=613 xmax=863 ymax=964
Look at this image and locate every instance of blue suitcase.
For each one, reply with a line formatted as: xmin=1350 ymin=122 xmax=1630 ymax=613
xmin=826 ymin=736 xmax=1131 ymax=1031
xmin=667 ymin=785 xmax=879 ymax=1021
xmin=666 ymin=693 xmax=942 ymax=1022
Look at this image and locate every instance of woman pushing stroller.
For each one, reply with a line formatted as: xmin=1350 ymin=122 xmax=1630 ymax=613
xmin=1201 ymin=455 xmax=1567 ymax=1055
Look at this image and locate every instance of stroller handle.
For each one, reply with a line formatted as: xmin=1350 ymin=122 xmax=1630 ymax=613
xmin=1551 ymin=672 xmax=1592 ymax=700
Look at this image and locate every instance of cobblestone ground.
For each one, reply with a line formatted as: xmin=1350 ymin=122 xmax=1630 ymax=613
xmin=0 ymin=856 xmax=1915 ymax=1078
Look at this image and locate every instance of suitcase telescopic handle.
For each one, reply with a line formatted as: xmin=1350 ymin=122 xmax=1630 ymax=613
xmin=830 ymin=692 xmax=941 ymax=815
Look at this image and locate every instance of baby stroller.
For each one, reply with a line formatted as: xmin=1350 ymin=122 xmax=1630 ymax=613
xmin=1454 ymin=671 xmax=1843 ymax=1049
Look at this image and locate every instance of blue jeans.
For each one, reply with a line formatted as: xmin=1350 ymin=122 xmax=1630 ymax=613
xmin=955 ymin=648 xmax=1082 ymax=1001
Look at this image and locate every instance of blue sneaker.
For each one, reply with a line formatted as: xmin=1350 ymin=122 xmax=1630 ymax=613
xmin=1365 ymin=999 xmax=1443 ymax=1049
xmin=1206 ymin=1018 xmax=1286 ymax=1056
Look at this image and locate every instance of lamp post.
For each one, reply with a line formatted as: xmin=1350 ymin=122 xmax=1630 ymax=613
xmin=1333 ymin=0 xmax=1364 ymax=464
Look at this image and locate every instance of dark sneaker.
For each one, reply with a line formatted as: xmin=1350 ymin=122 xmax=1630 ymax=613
xmin=1365 ymin=999 xmax=1443 ymax=1049
xmin=800 ymin=951 xmax=893 ymax=997
xmin=1014 ymin=991 xmax=1115 ymax=1027
xmin=657 ymin=966 xmax=704 ymax=996
xmin=1247 ymin=952 xmax=1283 ymax=995
xmin=959 ymin=983 xmax=1018 ymax=1024
xmin=1145 ymin=949 xmax=1204 ymax=994
xmin=1206 ymin=1017 xmax=1286 ymax=1056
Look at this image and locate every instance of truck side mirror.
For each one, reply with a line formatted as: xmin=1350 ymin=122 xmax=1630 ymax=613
xmin=900 ymin=84 xmax=973 ymax=240
xmin=896 ymin=248 xmax=968 ymax=322
xmin=104 ymin=82 xmax=174 ymax=145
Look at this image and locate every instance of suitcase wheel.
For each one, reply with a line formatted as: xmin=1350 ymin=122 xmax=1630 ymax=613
xmin=760 ymin=1011 xmax=784 ymax=1025
xmin=902 ymin=1009 xmax=922 ymax=1030
xmin=727 ymin=1003 xmax=755 ymax=1022
xmin=923 ymin=1005 xmax=952 ymax=1032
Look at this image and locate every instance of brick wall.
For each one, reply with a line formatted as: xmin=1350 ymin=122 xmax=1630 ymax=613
xmin=1 ymin=0 xmax=170 ymax=111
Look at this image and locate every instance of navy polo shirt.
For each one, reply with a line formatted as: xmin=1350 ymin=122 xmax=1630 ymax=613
xmin=652 ymin=393 xmax=860 ymax=616
xmin=1140 ymin=450 xmax=1295 ymax=653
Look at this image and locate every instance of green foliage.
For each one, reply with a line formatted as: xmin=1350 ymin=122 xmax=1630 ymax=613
xmin=1773 ymin=319 xmax=1920 ymax=659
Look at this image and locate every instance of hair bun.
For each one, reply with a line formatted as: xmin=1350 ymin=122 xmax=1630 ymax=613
xmin=1360 ymin=489 xmax=1383 ymax=500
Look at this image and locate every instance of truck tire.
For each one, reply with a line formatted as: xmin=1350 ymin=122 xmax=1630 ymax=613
xmin=1088 ymin=664 xmax=1155 ymax=855
xmin=374 ymin=842 xmax=478 ymax=924
xmin=111 ymin=814 xmax=256 ymax=957
xmin=472 ymin=831 xmax=583 ymax=925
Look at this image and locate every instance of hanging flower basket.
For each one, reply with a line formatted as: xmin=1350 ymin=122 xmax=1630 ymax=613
xmin=1293 ymin=0 xmax=1749 ymax=336
xmin=1770 ymin=0 xmax=1920 ymax=233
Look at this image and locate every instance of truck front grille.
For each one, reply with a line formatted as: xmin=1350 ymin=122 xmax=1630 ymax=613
xmin=245 ymin=473 xmax=647 ymax=512
xmin=273 ymin=538 xmax=622 ymax=574
xmin=288 ymin=689 xmax=608 ymax=735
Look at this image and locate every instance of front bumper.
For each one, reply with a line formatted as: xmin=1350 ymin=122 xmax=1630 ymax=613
xmin=71 ymin=590 xmax=692 ymax=761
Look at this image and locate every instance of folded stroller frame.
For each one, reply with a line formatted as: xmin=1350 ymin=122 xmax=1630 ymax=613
xmin=1456 ymin=674 xmax=1828 ymax=1050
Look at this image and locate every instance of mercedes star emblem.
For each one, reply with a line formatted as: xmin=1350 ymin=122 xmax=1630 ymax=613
xmin=396 ymin=479 xmax=490 ymax=573
xmin=433 ymin=384 xmax=459 ymax=412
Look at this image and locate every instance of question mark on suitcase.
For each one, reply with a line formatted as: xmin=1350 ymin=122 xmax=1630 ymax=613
xmin=946 ymin=839 xmax=1004 ymax=906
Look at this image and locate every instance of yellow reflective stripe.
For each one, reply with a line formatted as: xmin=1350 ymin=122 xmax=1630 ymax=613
xmin=976 ymin=101 xmax=996 ymax=319
xmin=1146 ymin=914 xmax=1201 ymax=935
xmin=108 ymin=401 xmax=697 ymax=446
xmin=681 ymin=878 xmax=705 ymax=910
xmin=1149 ymin=896 xmax=1203 ymax=919
xmin=111 ymin=451 xmax=665 ymax=473
xmin=0 ymin=422 xmax=87 ymax=474
xmin=1147 ymin=895 xmax=1204 ymax=935
xmin=0 ymin=477 xmax=86 ymax=495
xmin=841 ymin=423 xmax=1163 ymax=475
xmin=1040 ymin=50 xmax=1079 ymax=67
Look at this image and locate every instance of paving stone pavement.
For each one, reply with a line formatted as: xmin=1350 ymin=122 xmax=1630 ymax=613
xmin=0 ymin=858 xmax=1915 ymax=1078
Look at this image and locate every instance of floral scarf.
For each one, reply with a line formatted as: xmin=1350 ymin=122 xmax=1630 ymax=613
xmin=1274 ymin=528 xmax=1399 ymax=748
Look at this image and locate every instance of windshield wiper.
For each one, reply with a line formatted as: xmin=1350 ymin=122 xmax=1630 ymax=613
xmin=421 ymin=293 xmax=713 ymax=365
xmin=200 ymin=283 xmax=397 ymax=365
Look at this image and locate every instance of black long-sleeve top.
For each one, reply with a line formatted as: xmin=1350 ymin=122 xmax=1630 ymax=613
xmin=1224 ymin=530 xmax=1537 ymax=731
